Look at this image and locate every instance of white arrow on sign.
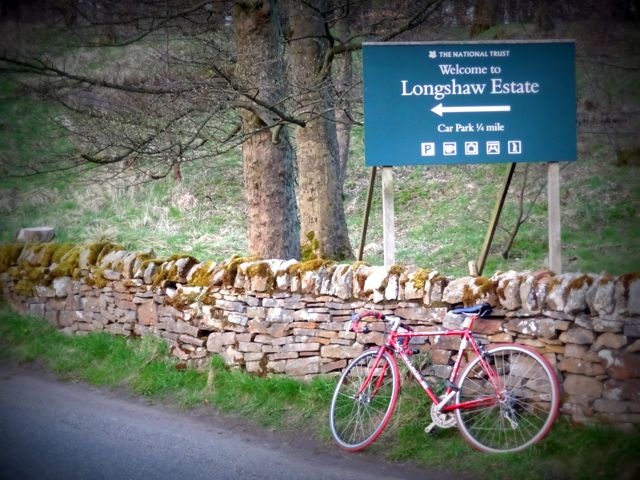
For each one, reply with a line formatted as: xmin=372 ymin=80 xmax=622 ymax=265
xmin=431 ymin=103 xmax=511 ymax=117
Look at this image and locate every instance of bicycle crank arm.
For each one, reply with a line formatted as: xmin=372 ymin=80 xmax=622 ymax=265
xmin=425 ymin=421 xmax=439 ymax=435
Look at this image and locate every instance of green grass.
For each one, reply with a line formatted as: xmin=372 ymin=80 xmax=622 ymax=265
xmin=1 ymin=303 xmax=638 ymax=480
xmin=2 ymin=118 xmax=639 ymax=275
xmin=0 ymin=145 xmax=248 ymax=261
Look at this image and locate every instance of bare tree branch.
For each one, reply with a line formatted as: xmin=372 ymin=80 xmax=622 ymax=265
xmin=0 ymin=55 xmax=193 ymax=94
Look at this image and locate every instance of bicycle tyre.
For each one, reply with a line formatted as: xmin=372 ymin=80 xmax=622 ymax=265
xmin=329 ymin=348 xmax=400 ymax=451
xmin=454 ymin=344 xmax=560 ymax=453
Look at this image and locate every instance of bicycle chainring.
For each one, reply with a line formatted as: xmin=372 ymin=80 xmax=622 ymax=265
xmin=430 ymin=403 xmax=457 ymax=429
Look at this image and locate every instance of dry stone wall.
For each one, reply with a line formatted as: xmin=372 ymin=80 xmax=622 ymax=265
xmin=1 ymin=242 xmax=639 ymax=429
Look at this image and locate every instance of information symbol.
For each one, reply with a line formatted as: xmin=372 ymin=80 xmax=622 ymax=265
xmin=465 ymin=141 xmax=479 ymax=155
xmin=443 ymin=142 xmax=457 ymax=156
xmin=421 ymin=142 xmax=436 ymax=157
xmin=508 ymin=140 xmax=522 ymax=154
xmin=486 ymin=141 xmax=500 ymax=155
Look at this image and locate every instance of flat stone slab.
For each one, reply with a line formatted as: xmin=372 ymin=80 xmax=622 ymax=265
xmin=16 ymin=227 xmax=55 ymax=243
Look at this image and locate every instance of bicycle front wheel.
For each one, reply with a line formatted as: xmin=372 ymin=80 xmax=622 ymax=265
xmin=455 ymin=344 xmax=560 ymax=453
xmin=329 ymin=348 xmax=400 ymax=451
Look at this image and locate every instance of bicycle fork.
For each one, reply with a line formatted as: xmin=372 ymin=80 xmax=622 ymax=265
xmin=354 ymin=348 xmax=389 ymax=403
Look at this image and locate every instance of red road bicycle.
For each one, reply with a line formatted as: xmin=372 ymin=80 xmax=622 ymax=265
xmin=329 ymin=304 xmax=560 ymax=453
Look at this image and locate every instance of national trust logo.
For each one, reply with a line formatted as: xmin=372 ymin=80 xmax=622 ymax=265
xmin=428 ymin=50 xmax=437 ymax=59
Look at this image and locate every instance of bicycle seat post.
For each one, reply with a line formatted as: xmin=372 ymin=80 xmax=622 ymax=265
xmin=461 ymin=313 xmax=476 ymax=330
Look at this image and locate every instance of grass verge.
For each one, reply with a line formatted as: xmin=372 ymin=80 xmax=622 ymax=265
xmin=1 ymin=302 xmax=638 ymax=480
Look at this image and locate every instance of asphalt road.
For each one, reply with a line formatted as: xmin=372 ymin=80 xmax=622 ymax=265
xmin=0 ymin=364 xmax=461 ymax=480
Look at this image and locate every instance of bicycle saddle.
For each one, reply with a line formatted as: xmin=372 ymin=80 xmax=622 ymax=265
xmin=450 ymin=303 xmax=492 ymax=317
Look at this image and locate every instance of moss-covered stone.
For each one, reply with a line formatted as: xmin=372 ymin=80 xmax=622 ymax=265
xmin=7 ymin=266 xmax=20 ymax=281
xmin=620 ymin=272 xmax=640 ymax=301
xmin=411 ymin=268 xmax=431 ymax=291
xmin=188 ymin=260 xmax=217 ymax=287
xmin=287 ymin=258 xmax=335 ymax=277
xmin=219 ymin=255 xmax=260 ymax=286
xmin=388 ymin=264 xmax=406 ymax=276
xmin=301 ymin=231 xmax=320 ymax=261
xmin=14 ymin=278 xmax=35 ymax=297
xmin=599 ymin=273 xmax=615 ymax=285
xmin=245 ymin=261 xmax=271 ymax=278
xmin=147 ymin=255 xmax=200 ymax=286
xmin=25 ymin=266 xmax=49 ymax=282
xmin=244 ymin=261 xmax=276 ymax=291
xmin=165 ymin=291 xmax=200 ymax=309
xmin=351 ymin=260 xmax=369 ymax=271
xmin=2 ymin=243 xmax=85 ymax=294
xmin=96 ymin=242 xmax=125 ymax=264
xmin=50 ymin=245 xmax=83 ymax=278
xmin=547 ymin=275 xmax=562 ymax=292
xmin=51 ymin=244 xmax=75 ymax=263
xmin=140 ymin=259 xmax=169 ymax=286
xmin=0 ymin=244 xmax=24 ymax=272
xmin=78 ymin=241 xmax=123 ymax=269
xmin=462 ymin=276 xmax=495 ymax=306
xmin=17 ymin=242 xmax=60 ymax=268
xmin=352 ymin=262 xmax=371 ymax=293
xmin=86 ymin=267 xmax=109 ymax=289
xmin=567 ymin=274 xmax=594 ymax=291
xmin=40 ymin=243 xmax=65 ymax=267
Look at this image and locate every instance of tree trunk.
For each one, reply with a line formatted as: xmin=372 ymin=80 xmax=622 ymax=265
xmin=286 ymin=0 xmax=354 ymax=260
xmin=470 ymin=0 xmax=497 ymax=36
xmin=333 ymin=2 xmax=353 ymax=186
xmin=534 ymin=0 xmax=555 ymax=32
xmin=454 ymin=0 xmax=473 ymax=26
xmin=234 ymin=0 xmax=300 ymax=259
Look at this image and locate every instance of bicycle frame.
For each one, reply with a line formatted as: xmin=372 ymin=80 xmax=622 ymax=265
xmin=361 ymin=315 xmax=503 ymax=415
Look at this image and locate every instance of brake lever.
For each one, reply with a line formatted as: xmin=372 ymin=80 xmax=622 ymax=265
xmin=345 ymin=318 xmax=353 ymax=332
xmin=345 ymin=318 xmax=370 ymax=334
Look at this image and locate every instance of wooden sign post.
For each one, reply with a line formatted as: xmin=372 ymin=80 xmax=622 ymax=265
xmin=381 ymin=167 xmax=395 ymax=266
xmin=547 ymin=162 xmax=562 ymax=273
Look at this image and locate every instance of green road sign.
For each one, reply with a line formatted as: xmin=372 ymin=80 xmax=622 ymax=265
xmin=363 ymin=41 xmax=576 ymax=166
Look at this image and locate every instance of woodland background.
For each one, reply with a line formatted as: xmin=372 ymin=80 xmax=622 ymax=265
xmin=0 ymin=0 xmax=638 ymax=276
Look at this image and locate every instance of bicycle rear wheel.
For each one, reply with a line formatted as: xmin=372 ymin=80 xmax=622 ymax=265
xmin=455 ymin=344 xmax=560 ymax=453
xmin=329 ymin=348 xmax=400 ymax=451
